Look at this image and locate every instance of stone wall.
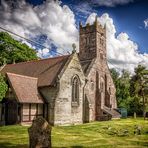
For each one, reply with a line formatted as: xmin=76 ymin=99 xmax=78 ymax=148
xmin=40 ymin=53 xmax=85 ymax=125
xmin=79 ymin=19 xmax=117 ymax=121
xmin=40 ymin=87 xmax=59 ymax=125
xmin=54 ymin=53 xmax=85 ymax=125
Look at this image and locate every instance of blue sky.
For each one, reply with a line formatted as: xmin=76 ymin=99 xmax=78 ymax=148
xmin=26 ymin=0 xmax=148 ymax=54
xmin=0 ymin=0 xmax=148 ymax=72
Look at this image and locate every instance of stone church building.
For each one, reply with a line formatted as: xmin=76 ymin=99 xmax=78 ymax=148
xmin=0 ymin=18 xmax=120 ymax=125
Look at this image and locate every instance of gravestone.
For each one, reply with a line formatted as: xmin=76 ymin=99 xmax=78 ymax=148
xmin=28 ymin=117 xmax=52 ymax=148
xmin=134 ymin=125 xmax=141 ymax=135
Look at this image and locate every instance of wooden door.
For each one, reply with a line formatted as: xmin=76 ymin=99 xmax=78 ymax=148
xmin=5 ymin=100 xmax=18 ymax=125
xmin=83 ymin=95 xmax=89 ymax=123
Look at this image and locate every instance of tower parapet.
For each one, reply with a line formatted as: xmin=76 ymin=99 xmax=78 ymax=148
xmin=79 ymin=16 xmax=106 ymax=61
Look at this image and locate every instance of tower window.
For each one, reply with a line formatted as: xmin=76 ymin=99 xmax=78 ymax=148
xmin=85 ymin=37 xmax=90 ymax=45
xmin=101 ymin=82 xmax=103 ymax=92
xmin=72 ymin=75 xmax=80 ymax=105
xmin=100 ymin=53 xmax=103 ymax=60
xmin=90 ymin=81 xmax=94 ymax=91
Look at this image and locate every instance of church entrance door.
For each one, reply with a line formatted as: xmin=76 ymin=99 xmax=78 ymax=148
xmin=83 ymin=95 xmax=89 ymax=123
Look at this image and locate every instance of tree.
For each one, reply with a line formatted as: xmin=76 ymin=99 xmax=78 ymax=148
xmin=0 ymin=32 xmax=38 ymax=66
xmin=0 ymin=74 xmax=8 ymax=101
xmin=110 ymin=69 xmax=131 ymax=109
xmin=130 ymin=65 xmax=148 ymax=119
xmin=0 ymin=32 xmax=38 ymax=100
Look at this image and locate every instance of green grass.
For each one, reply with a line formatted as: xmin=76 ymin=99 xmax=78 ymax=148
xmin=0 ymin=118 xmax=148 ymax=148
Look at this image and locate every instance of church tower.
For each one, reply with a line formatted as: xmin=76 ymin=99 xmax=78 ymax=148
xmin=79 ymin=17 xmax=107 ymax=62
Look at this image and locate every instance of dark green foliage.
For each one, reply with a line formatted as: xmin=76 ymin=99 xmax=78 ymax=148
xmin=110 ymin=69 xmax=131 ymax=109
xmin=128 ymin=96 xmax=143 ymax=115
xmin=0 ymin=74 xmax=8 ymax=101
xmin=0 ymin=32 xmax=38 ymax=100
xmin=0 ymin=32 xmax=38 ymax=65
xmin=110 ymin=65 xmax=148 ymax=117
xmin=130 ymin=65 xmax=148 ymax=118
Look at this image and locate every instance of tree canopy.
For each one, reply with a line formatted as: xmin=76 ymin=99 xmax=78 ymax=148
xmin=110 ymin=65 xmax=148 ymax=118
xmin=0 ymin=32 xmax=38 ymax=101
xmin=0 ymin=32 xmax=38 ymax=66
xmin=0 ymin=74 xmax=8 ymax=101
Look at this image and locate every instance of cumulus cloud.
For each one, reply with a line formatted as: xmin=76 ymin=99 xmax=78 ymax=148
xmin=144 ymin=18 xmax=148 ymax=29
xmin=90 ymin=0 xmax=134 ymax=7
xmin=86 ymin=13 xmax=148 ymax=73
xmin=0 ymin=0 xmax=78 ymax=57
xmin=72 ymin=2 xmax=95 ymax=17
xmin=0 ymin=0 xmax=147 ymax=73
xmin=37 ymin=48 xmax=50 ymax=57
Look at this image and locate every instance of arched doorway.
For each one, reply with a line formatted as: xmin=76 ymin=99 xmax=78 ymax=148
xmin=83 ymin=95 xmax=89 ymax=123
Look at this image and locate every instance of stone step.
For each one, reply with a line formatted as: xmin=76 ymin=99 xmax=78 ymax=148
xmin=102 ymin=106 xmax=121 ymax=119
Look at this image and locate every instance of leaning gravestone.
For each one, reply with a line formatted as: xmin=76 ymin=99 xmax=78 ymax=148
xmin=28 ymin=117 xmax=52 ymax=148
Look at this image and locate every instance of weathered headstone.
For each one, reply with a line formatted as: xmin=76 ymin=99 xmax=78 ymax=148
xmin=134 ymin=125 xmax=141 ymax=135
xmin=28 ymin=117 xmax=52 ymax=148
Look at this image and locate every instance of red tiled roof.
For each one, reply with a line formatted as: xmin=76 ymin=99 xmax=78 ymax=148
xmin=7 ymin=73 xmax=44 ymax=103
xmin=1 ymin=55 xmax=70 ymax=87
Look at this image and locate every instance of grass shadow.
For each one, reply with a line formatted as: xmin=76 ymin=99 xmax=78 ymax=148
xmin=0 ymin=142 xmax=28 ymax=148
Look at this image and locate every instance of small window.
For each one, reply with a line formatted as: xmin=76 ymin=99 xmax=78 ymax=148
xmin=87 ymin=37 xmax=90 ymax=45
xmin=100 ymin=82 xmax=104 ymax=92
xmin=72 ymin=75 xmax=80 ymax=105
xmin=85 ymin=37 xmax=90 ymax=46
xmin=90 ymin=81 xmax=94 ymax=91
xmin=100 ymin=53 xmax=103 ymax=60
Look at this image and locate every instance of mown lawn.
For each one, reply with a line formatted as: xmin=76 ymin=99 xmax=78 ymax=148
xmin=0 ymin=118 xmax=148 ymax=148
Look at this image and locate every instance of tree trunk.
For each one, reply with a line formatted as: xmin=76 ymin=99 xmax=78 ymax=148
xmin=134 ymin=112 xmax=136 ymax=119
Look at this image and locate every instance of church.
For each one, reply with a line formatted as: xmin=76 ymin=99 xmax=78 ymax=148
xmin=0 ymin=18 xmax=120 ymax=125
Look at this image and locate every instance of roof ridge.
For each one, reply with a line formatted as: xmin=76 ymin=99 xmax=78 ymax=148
xmin=7 ymin=72 xmax=38 ymax=80
xmin=0 ymin=64 xmax=6 ymax=71
xmin=6 ymin=54 xmax=71 ymax=66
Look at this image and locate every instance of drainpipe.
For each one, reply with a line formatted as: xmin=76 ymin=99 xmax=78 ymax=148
xmin=82 ymin=78 xmax=88 ymax=122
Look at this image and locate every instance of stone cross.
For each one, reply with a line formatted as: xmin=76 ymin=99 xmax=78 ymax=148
xmin=72 ymin=43 xmax=76 ymax=53
xmin=28 ymin=117 xmax=52 ymax=148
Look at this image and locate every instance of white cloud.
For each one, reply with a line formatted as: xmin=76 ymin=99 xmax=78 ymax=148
xmin=86 ymin=13 xmax=148 ymax=73
xmin=0 ymin=0 xmax=147 ymax=73
xmin=0 ymin=0 xmax=78 ymax=56
xmin=73 ymin=2 xmax=94 ymax=16
xmin=144 ymin=18 xmax=148 ymax=29
xmin=37 ymin=48 xmax=50 ymax=57
xmin=91 ymin=0 xmax=133 ymax=7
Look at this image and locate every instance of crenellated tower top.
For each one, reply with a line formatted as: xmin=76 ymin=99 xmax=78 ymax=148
xmin=79 ymin=16 xmax=106 ymax=61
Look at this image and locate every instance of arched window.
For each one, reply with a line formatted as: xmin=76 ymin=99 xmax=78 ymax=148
xmin=90 ymin=80 xmax=94 ymax=91
xmin=101 ymin=82 xmax=104 ymax=92
xmin=100 ymin=77 xmax=105 ymax=92
xmin=72 ymin=75 xmax=80 ymax=104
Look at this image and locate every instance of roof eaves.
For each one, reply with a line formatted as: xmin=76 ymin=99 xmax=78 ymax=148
xmin=56 ymin=54 xmax=73 ymax=80
xmin=6 ymin=73 xmax=20 ymax=103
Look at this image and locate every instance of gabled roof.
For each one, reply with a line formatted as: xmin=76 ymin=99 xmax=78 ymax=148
xmin=80 ymin=58 xmax=96 ymax=76
xmin=7 ymin=73 xmax=44 ymax=103
xmin=80 ymin=60 xmax=92 ymax=74
xmin=1 ymin=55 xmax=70 ymax=87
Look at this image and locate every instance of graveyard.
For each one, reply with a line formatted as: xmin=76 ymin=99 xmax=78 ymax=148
xmin=0 ymin=118 xmax=148 ymax=148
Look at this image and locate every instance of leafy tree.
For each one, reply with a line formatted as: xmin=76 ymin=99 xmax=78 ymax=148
xmin=0 ymin=32 xmax=38 ymax=65
xmin=0 ymin=32 xmax=38 ymax=100
xmin=130 ymin=65 xmax=148 ymax=119
xmin=110 ymin=69 xmax=131 ymax=109
xmin=0 ymin=74 xmax=8 ymax=101
xmin=111 ymin=66 xmax=148 ymax=118
xmin=110 ymin=68 xmax=120 ymax=83
xmin=118 ymin=70 xmax=131 ymax=101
